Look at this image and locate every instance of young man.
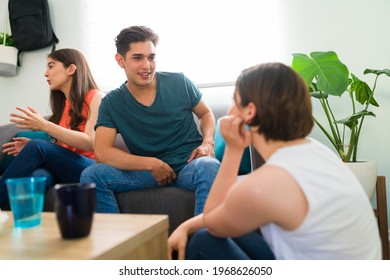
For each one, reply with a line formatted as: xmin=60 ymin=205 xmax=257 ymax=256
xmin=80 ymin=26 xmax=220 ymax=214
xmin=168 ymin=62 xmax=381 ymax=260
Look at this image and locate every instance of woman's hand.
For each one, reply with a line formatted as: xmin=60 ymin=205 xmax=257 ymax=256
xmin=2 ymin=137 xmax=30 ymax=156
xmin=10 ymin=105 xmax=48 ymax=131
xmin=168 ymin=215 xmax=204 ymax=260
xmin=219 ymin=115 xmax=252 ymax=150
xmin=168 ymin=224 xmax=190 ymax=260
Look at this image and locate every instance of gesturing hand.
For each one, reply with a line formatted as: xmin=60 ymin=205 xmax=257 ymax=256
xmin=10 ymin=105 xmax=48 ymax=131
xmin=2 ymin=137 xmax=30 ymax=156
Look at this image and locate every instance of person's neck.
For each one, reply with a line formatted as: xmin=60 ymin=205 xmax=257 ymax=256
xmin=60 ymin=80 xmax=72 ymax=100
xmin=127 ymin=77 xmax=157 ymax=106
xmin=253 ymin=134 xmax=308 ymax=161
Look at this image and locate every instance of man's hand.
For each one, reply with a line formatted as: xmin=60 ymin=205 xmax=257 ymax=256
xmin=150 ymin=158 xmax=177 ymax=186
xmin=187 ymin=142 xmax=215 ymax=162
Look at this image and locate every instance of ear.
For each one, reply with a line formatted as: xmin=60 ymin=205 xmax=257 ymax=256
xmin=244 ymin=102 xmax=257 ymax=124
xmin=115 ymin=53 xmax=125 ymax=68
xmin=67 ymin=64 xmax=77 ymax=75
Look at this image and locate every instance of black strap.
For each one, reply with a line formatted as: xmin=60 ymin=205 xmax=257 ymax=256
xmin=16 ymin=49 xmax=22 ymax=67
xmin=16 ymin=34 xmax=59 ymax=66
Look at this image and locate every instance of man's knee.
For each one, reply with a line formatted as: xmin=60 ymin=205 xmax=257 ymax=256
xmin=80 ymin=164 xmax=102 ymax=182
xmin=195 ymin=156 xmax=220 ymax=173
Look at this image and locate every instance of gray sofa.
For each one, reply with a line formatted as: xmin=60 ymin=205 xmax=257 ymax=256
xmin=0 ymin=102 xmax=230 ymax=234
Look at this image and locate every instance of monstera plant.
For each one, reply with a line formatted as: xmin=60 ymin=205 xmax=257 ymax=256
xmin=291 ymin=51 xmax=390 ymax=162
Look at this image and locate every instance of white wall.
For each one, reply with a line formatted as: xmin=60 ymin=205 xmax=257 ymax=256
xmin=1 ymin=0 xmax=390 ymax=226
xmin=0 ymin=0 xmax=84 ymax=121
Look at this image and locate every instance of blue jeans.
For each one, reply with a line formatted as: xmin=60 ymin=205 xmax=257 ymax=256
xmin=0 ymin=139 xmax=95 ymax=208
xmin=80 ymin=156 xmax=220 ymax=214
xmin=185 ymin=228 xmax=275 ymax=260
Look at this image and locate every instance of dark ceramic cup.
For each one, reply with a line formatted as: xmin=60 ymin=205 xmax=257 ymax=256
xmin=54 ymin=183 xmax=95 ymax=239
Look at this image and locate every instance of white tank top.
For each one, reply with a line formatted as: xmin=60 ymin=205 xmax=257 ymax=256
xmin=261 ymin=138 xmax=381 ymax=259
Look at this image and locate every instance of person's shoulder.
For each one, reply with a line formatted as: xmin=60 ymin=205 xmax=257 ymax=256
xmin=102 ymin=83 xmax=127 ymax=100
xmin=247 ymin=164 xmax=300 ymax=198
xmin=88 ymin=89 xmax=105 ymax=99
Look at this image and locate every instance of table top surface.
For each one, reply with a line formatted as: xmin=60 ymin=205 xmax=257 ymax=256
xmin=0 ymin=211 xmax=168 ymax=260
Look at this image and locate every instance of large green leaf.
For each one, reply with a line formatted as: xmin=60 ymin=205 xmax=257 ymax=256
xmin=335 ymin=111 xmax=376 ymax=129
xmin=292 ymin=51 xmax=349 ymax=96
xmin=350 ymin=74 xmax=378 ymax=106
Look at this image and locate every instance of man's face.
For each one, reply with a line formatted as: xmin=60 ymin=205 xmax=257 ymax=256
xmin=117 ymin=41 xmax=156 ymax=89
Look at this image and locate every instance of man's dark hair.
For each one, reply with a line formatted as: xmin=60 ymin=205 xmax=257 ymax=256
xmin=115 ymin=26 xmax=159 ymax=57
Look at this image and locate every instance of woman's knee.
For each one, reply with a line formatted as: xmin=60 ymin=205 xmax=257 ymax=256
xmin=23 ymin=139 xmax=49 ymax=152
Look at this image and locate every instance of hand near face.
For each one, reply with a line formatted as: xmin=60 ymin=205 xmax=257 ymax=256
xmin=219 ymin=115 xmax=252 ymax=150
xmin=2 ymin=137 xmax=30 ymax=156
xmin=10 ymin=105 xmax=48 ymax=131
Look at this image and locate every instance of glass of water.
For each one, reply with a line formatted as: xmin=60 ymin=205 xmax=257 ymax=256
xmin=6 ymin=177 xmax=46 ymax=228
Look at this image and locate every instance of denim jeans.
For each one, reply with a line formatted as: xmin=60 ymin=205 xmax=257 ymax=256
xmin=80 ymin=156 xmax=220 ymax=214
xmin=0 ymin=139 xmax=95 ymax=208
xmin=185 ymin=228 xmax=276 ymax=260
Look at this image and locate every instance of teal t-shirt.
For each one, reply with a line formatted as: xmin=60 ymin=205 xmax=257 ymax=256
xmin=97 ymin=72 xmax=203 ymax=173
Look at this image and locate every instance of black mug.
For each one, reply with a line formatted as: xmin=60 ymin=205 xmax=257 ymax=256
xmin=54 ymin=183 xmax=95 ymax=239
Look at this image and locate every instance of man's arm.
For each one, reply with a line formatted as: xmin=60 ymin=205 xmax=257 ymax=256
xmin=187 ymin=99 xmax=216 ymax=161
xmin=94 ymin=126 xmax=176 ymax=185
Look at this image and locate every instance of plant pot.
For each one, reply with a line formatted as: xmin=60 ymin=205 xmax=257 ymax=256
xmin=344 ymin=160 xmax=377 ymax=199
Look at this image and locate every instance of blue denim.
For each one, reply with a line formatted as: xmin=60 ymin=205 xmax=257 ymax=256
xmin=185 ymin=228 xmax=276 ymax=260
xmin=0 ymin=139 xmax=95 ymax=208
xmin=80 ymin=156 xmax=220 ymax=214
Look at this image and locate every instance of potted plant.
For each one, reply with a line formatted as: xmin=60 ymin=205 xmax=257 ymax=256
xmin=291 ymin=51 xmax=390 ymax=198
xmin=0 ymin=32 xmax=18 ymax=77
xmin=0 ymin=32 xmax=14 ymax=46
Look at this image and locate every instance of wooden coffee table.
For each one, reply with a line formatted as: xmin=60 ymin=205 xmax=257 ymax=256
xmin=0 ymin=211 xmax=169 ymax=260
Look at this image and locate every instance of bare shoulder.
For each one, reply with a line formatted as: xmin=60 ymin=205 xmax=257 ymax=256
xmin=232 ymin=164 xmax=308 ymax=230
xmin=90 ymin=91 xmax=104 ymax=109
xmin=92 ymin=90 xmax=105 ymax=101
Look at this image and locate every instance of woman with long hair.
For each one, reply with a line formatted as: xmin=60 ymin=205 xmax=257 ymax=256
xmin=0 ymin=48 xmax=103 ymax=208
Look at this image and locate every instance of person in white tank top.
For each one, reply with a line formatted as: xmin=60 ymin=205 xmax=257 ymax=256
xmin=167 ymin=62 xmax=381 ymax=260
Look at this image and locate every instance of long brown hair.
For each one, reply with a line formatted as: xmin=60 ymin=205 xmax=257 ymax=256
xmin=48 ymin=48 xmax=99 ymax=131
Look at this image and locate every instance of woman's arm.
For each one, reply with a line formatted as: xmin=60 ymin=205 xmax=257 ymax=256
xmin=10 ymin=92 xmax=104 ymax=151
xmin=168 ymin=214 xmax=204 ymax=260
